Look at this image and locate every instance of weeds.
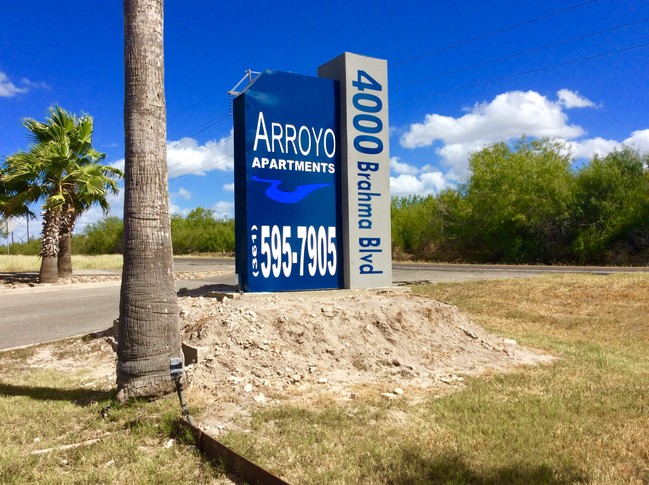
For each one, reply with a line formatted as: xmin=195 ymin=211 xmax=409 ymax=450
xmin=218 ymin=274 xmax=649 ymax=484
xmin=1 ymin=274 xmax=647 ymax=483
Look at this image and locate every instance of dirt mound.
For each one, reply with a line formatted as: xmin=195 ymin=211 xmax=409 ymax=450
xmin=179 ymin=287 xmax=553 ymax=433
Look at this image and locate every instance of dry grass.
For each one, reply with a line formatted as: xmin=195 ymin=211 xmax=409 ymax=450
xmin=1 ymin=274 xmax=647 ymax=484
xmin=416 ymin=273 xmax=649 ymax=353
xmin=216 ymin=273 xmax=649 ymax=484
xmin=0 ymin=254 xmax=122 ymax=272
xmin=0 ymin=339 xmax=230 ymax=484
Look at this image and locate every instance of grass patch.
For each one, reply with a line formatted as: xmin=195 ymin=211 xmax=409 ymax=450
xmin=0 ymin=342 xmax=227 ymax=484
xmin=1 ymin=274 xmax=647 ymax=483
xmin=0 ymin=254 xmax=123 ymax=272
xmin=217 ymin=274 xmax=649 ymax=484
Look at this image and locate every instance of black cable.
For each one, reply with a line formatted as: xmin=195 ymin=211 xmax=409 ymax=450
xmin=169 ymin=153 xmax=234 ymax=181
xmin=393 ymin=0 xmax=602 ymax=67
xmin=391 ymin=41 xmax=649 ymax=106
xmin=166 ymin=113 xmax=231 ymax=152
xmin=167 ymin=134 xmax=233 ymax=173
xmin=394 ymin=17 xmax=649 ymax=88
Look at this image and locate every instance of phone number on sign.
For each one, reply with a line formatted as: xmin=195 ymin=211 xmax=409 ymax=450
xmin=250 ymin=225 xmax=337 ymax=279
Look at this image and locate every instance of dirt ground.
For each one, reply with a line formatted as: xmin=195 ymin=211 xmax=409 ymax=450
xmin=0 ymin=271 xmax=227 ymax=289
xmin=174 ymin=286 xmax=554 ymax=435
xmin=2 ymin=275 xmax=554 ymax=437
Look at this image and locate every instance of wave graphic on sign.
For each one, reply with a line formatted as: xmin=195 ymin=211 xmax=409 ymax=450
xmin=251 ymin=175 xmax=331 ymax=204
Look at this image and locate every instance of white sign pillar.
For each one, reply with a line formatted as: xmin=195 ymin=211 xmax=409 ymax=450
xmin=319 ymin=52 xmax=393 ymax=288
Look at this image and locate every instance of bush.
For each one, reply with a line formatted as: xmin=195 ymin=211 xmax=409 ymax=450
xmin=1 ymin=238 xmax=41 ymax=256
xmin=74 ymin=217 xmax=124 ymax=254
xmin=171 ymin=208 xmax=234 ymax=254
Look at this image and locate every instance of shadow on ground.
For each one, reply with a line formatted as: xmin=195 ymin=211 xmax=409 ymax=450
xmin=0 ymin=272 xmax=38 ymax=285
xmin=178 ymin=283 xmax=239 ymax=298
xmin=0 ymin=382 xmax=113 ymax=406
xmin=376 ymin=448 xmax=588 ymax=484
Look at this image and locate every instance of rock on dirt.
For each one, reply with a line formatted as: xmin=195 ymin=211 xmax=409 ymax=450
xmin=178 ymin=287 xmax=554 ymax=429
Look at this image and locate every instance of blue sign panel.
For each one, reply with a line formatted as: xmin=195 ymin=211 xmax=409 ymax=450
xmin=234 ymin=71 xmax=342 ymax=292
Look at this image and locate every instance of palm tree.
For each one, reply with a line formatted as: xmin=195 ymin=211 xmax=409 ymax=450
xmin=117 ymin=0 xmax=182 ymax=400
xmin=1 ymin=106 xmax=121 ymax=282
xmin=57 ymin=163 xmax=121 ymax=277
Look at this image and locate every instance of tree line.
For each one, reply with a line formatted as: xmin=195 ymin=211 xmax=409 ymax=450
xmin=2 ymin=208 xmax=235 ymax=256
xmin=392 ymin=138 xmax=649 ymax=265
xmin=5 ymin=137 xmax=648 ymax=266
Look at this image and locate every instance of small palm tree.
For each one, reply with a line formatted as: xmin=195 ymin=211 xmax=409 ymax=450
xmin=1 ymin=106 xmax=122 ymax=282
xmin=57 ymin=162 xmax=121 ymax=277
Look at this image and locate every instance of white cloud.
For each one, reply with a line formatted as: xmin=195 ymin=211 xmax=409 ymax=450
xmin=175 ymin=187 xmax=191 ymax=200
xmin=20 ymin=78 xmax=51 ymax=90
xmin=169 ymin=202 xmax=186 ymax=215
xmin=624 ymin=129 xmax=649 ymax=153
xmin=223 ymin=183 xmax=235 ymax=192
xmin=212 ymin=201 xmax=234 ymax=219
xmin=169 ymin=188 xmax=191 ymax=214
xmin=562 ymin=129 xmax=649 ymax=161
xmin=390 ymin=156 xmax=419 ymax=175
xmin=167 ymin=131 xmax=234 ymax=178
xmin=111 ymin=158 xmax=125 ymax=172
xmin=400 ymin=89 xmax=589 ymax=179
xmin=0 ymin=71 xmax=28 ymax=97
xmin=401 ymin=90 xmax=584 ymax=150
xmin=420 ymin=172 xmax=449 ymax=192
xmin=557 ymin=89 xmax=595 ymax=109
xmin=390 ymin=175 xmax=423 ymax=197
xmin=564 ymin=137 xmax=621 ymax=160
xmin=75 ymin=191 xmax=124 ymax=233
xmin=390 ymin=170 xmax=449 ymax=197
xmin=112 ymin=132 xmax=235 ymax=179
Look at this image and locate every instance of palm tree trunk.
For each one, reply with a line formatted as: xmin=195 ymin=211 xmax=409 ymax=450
xmin=39 ymin=210 xmax=61 ymax=283
xmin=57 ymin=206 xmax=75 ymax=278
xmin=117 ymin=0 xmax=181 ymax=401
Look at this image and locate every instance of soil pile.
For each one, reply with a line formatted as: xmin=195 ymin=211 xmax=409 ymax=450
xmin=179 ymin=287 xmax=553 ymax=432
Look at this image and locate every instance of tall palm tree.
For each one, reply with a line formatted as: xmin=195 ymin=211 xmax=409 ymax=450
xmin=117 ymin=0 xmax=182 ymax=400
xmin=1 ymin=106 xmax=121 ymax=282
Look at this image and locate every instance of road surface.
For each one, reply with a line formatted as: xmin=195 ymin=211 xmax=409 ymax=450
xmin=1 ymin=259 xmax=646 ymax=350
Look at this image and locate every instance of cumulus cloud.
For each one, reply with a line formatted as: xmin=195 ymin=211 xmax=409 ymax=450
xmin=564 ymin=137 xmax=621 ymax=159
xmin=174 ymin=187 xmax=191 ymax=200
xmin=75 ymin=191 xmax=124 ymax=233
xmin=390 ymin=156 xmax=419 ymax=175
xmin=401 ymin=90 xmax=584 ymax=149
xmin=624 ymin=129 xmax=649 ymax=153
xmin=557 ymin=89 xmax=595 ymax=108
xmin=212 ymin=201 xmax=234 ymax=219
xmin=223 ymin=183 xmax=235 ymax=192
xmin=388 ymin=155 xmax=451 ymax=197
xmin=167 ymin=131 xmax=234 ymax=178
xmin=563 ymin=128 xmax=649 ymax=161
xmin=111 ymin=158 xmax=125 ymax=172
xmin=0 ymin=71 xmax=28 ymax=97
xmin=400 ymin=89 xmax=593 ymax=180
xmin=390 ymin=170 xmax=448 ymax=197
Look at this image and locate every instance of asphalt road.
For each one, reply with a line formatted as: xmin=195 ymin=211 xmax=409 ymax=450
xmin=1 ymin=259 xmax=646 ymax=350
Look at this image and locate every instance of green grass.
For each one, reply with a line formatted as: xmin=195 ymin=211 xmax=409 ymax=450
xmin=1 ymin=274 xmax=647 ymax=483
xmin=217 ymin=274 xmax=649 ymax=484
xmin=0 ymin=343 xmax=227 ymax=484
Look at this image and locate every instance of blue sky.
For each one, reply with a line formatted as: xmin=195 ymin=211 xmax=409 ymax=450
xmin=1 ymin=0 xmax=648 ymax=238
